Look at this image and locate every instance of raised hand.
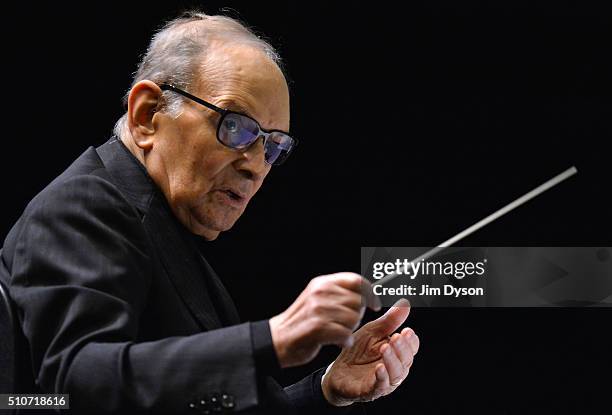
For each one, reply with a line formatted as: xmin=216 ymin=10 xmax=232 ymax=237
xmin=321 ymin=298 xmax=419 ymax=406
xmin=269 ymin=272 xmax=381 ymax=368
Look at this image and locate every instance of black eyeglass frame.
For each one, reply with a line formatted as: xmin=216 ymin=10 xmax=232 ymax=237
xmin=158 ymin=83 xmax=298 ymax=165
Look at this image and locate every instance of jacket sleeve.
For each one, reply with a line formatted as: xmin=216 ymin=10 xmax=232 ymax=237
xmin=284 ymin=368 xmax=366 ymax=415
xmin=5 ymin=174 xmax=261 ymax=414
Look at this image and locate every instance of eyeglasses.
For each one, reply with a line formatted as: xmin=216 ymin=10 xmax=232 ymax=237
xmin=158 ymin=83 xmax=298 ymax=166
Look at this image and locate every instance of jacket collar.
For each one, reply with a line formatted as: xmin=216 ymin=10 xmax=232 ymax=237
xmin=95 ymin=136 xmax=155 ymax=218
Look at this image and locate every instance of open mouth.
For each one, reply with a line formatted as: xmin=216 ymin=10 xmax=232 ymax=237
xmin=223 ymin=190 xmax=244 ymax=202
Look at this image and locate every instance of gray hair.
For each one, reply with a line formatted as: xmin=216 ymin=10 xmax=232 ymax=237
xmin=113 ymin=10 xmax=285 ymax=140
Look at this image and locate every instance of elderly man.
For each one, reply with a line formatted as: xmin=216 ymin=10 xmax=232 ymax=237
xmin=0 ymin=11 xmax=419 ymax=414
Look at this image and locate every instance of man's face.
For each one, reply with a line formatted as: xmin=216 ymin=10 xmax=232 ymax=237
xmin=146 ymin=44 xmax=290 ymax=240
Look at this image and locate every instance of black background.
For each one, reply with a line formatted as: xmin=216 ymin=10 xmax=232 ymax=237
xmin=2 ymin=1 xmax=611 ymax=413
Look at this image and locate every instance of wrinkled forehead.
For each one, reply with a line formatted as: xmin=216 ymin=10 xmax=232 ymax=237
xmin=195 ymin=42 xmax=290 ymax=131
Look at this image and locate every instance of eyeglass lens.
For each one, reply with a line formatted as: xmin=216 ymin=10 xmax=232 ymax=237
xmin=219 ymin=113 xmax=294 ymax=165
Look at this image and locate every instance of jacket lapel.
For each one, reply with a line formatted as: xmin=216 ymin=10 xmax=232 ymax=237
xmin=191 ymin=243 xmax=241 ymax=326
xmin=95 ymin=137 xmax=223 ymax=331
xmin=144 ymin=195 xmax=224 ymax=331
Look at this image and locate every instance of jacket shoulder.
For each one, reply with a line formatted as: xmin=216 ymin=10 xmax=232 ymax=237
xmin=1 ymin=146 xmax=142 ymax=269
xmin=22 ymin=146 xmax=133 ymax=218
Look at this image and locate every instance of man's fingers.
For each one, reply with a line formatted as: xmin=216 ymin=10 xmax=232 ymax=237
xmin=327 ymin=303 xmax=364 ymax=331
xmin=368 ymin=298 xmax=411 ymax=336
xmin=329 ymin=273 xmax=381 ymax=311
xmin=332 ymin=286 xmax=364 ymax=311
xmin=373 ymin=363 xmax=390 ymax=396
xmin=381 ymin=343 xmax=405 ymax=385
xmin=360 ymin=278 xmax=382 ymax=311
xmin=328 ymin=272 xmax=364 ymax=291
xmin=390 ymin=333 xmax=415 ymax=370
xmin=402 ymin=327 xmax=420 ymax=355
xmin=322 ymin=321 xmax=355 ymax=348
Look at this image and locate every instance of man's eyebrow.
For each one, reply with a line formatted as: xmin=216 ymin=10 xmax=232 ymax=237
xmin=224 ymin=101 xmax=256 ymax=120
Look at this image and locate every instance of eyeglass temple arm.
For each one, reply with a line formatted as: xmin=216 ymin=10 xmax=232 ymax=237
xmin=159 ymin=83 xmax=298 ymax=150
xmin=158 ymin=84 xmax=226 ymax=115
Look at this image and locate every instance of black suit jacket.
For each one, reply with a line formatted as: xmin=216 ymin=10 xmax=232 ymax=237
xmin=0 ymin=137 xmax=363 ymax=414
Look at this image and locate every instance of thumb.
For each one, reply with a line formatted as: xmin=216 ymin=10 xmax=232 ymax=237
xmin=367 ymin=298 xmax=411 ymax=336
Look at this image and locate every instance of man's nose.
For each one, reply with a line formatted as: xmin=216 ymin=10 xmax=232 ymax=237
xmin=234 ymin=137 xmax=268 ymax=181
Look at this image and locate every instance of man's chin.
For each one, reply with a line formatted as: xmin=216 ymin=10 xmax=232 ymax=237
xmin=199 ymin=230 xmax=221 ymax=241
xmin=188 ymin=212 xmax=240 ymax=240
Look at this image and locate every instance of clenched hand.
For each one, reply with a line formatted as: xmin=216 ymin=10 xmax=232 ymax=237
xmin=269 ymin=272 xmax=381 ymax=368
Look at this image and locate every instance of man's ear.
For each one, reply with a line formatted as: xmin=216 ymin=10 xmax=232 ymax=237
xmin=127 ymin=80 xmax=163 ymax=150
